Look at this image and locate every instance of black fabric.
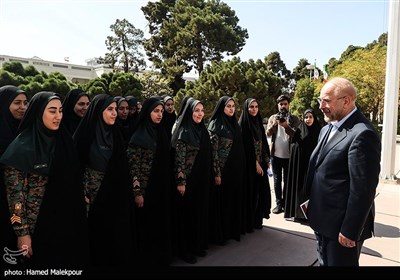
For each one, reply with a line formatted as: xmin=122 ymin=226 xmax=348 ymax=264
xmin=162 ymin=96 xmax=177 ymax=141
xmin=0 ymin=85 xmax=26 ymax=262
xmin=32 ymin=124 xmax=90 ymax=268
xmin=238 ymin=98 xmax=271 ymax=231
xmin=131 ymin=97 xmax=173 ymax=265
xmin=125 ymin=95 xmax=139 ymax=125
xmin=73 ymin=94 xmax=136 ymax=267
xmin=171 ymin=99 xmax=203 ymax=148
xmin=1 ymin=91 xmax=89 ymax=267
xmin=114 ymin=97 xmax=132 ymax=146
xmin=0 ymin=85 xmax=27 ymax=155
xmin=0 ymin=92 xmax=60 ymax=176
xmin=129 ymin=97 xmax=163 ymax=152
xmin=208 ymin=96 xmax=246 ymax=243
xmin=208 ymin=96 xmax=236 ymax=139
xmin=87 ymin=130 xmax=136 ymax=267
xmin=171 ymin=99 xmax=212 ymax=257
xmin=284 ymin=109 xmax=321 ymax=221
xmin=73 ymin=94 xmax=114 ymax=172
xmin=172 ymin=96 xmax=194 ymax=135
xmin=62 ymin=88 xmax=89 ymax=136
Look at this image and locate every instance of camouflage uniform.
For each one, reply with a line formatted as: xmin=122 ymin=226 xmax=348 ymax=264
xmin=174 ymin=140 xmax=199 ymax=186
xmin=82 ymin=167 xmax=105 ymax=213
xmin=254 ymin=139 xmax=270 ymax=164
xmin=3 ymin=167 xmax=47 ymax=236
xmin=127 ymin=144 xmax=154 ymax=197
xmin=209 ymin=131 xmax=233 ymax=177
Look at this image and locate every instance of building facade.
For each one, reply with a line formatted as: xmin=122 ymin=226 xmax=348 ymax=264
xmin=0 ymin=54 xmax=113 ymax=85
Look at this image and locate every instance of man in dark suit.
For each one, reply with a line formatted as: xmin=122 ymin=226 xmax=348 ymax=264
xmin=305 ymin=77 xmax=381 ymax=266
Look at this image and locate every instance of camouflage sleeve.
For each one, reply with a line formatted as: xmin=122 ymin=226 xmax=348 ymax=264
xmin=174 ymin=140 xmax=187 ymax=186
xmin=83 ymin=167 xmax=105 ymax=208
xmin=127 ymin=144 xmax=154 ymax=197
xmin=4 ymin=167 xmax=30 ymax=237
xmin=209 ymin=131 xmax=221 ymax=177
xmin=254 ymin=139 xmax=262 ymax=162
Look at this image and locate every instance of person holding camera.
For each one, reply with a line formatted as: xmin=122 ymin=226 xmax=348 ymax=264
xmin=266 ymin=95 xmax=301 ymax=214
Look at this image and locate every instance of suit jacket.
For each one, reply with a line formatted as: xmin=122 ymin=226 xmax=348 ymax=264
xmin=305 ymin=109 xmax=381 ymax=241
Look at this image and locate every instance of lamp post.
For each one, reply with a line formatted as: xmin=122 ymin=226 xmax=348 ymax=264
xmin=306 ymin=64 xmax=314 ymax=81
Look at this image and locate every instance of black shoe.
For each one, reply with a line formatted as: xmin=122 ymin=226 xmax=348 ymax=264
xmin=272 ymin=206 xmax=284 ymax=214
xmin=195 ymin=250 xmax=207 ymax=257
xmin=182 ymin=254 xmax=197 ymax=264
xmin=255 ymin=224 xmax=263 ymax=230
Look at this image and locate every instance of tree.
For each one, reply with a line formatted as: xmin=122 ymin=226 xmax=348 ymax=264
xmin=332 ymin=45 xmax=386 ymax=124
xmin=177 ymin=57 xmax=281 ymax=120
xmin=84 ymin=72 xmax=142 ymax=98
xmin=105 ymin=18 xmax=146 ymax=73
xmin=140 ymin=71 xmax=174 ymax=99
xmin=290 ymin=78 xmax=322 ymax=121
xmin=264 ymin=51 xmax=292 ymax=94
xmin=141 ymin=0 xmax=248 ymax=91
xmin=0 ymin=62 xmax=74 ymax=99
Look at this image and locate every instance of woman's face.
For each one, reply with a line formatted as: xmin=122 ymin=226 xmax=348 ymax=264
xmin=224 ymin=99 xmax=235 ymax=117
xmin=9 ymin=93 xmax=28 ymax=120
xmin=192 ymin=103 xmax=204 ymax=124
xmin=117 ymin=100 xmax=129 ymax=120
xmin=43 ymin=99 xmax=63 ymax=130
xmin=304 ymin=112 xmax=314 ymax=126
xmin=150 ymin=104 xmax=164 ymax=124
xmin=102 ymin=102 xmax=117 ymax=125
xmin=248 ymin=100 xmax=258 ymax=117
xmin=164 ymin=99 xmax=174 ymax=114
xmin=74 ymin=95 xmax=90 ymax=118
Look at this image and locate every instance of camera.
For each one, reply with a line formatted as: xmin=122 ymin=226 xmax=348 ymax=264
xmin=276 ymin=108 xmax=288 ymax=123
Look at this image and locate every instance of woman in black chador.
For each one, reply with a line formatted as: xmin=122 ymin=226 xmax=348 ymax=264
xmin=62 ymin=88 xmax=90 ymax=136
xmin=208 ymin=96 xmax=246 ymax=245
xmin=171 ymin=98 xmax=212 ymax=264
xmin=162 ymin=95 xmax=177 ymax=141
xmin=73 ymin=94 xmax=136 ymax=266
xmin=239 ymin=98 xmax=271 ymax=231
xmin=0 ymin=91 xmax=89 ymax=267
xmin=127 ymin=97 xmax=173 ymax=266
xmin=284 ymin=108 xmax=321 ymax=222
xmin=0 ymin=85 xmax=28 ymax=260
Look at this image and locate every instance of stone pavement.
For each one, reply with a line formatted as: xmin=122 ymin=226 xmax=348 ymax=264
xmin=172 ymin=180 xmax=400 ymax=267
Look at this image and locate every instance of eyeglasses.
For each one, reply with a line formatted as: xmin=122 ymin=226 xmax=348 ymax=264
xmin=249 ymin=105 xmax=258 ymax=109
xmin=77 ymin=102 xmax=90 ymax=106
xmin=317 ymin=96 xmax=346 ymax=105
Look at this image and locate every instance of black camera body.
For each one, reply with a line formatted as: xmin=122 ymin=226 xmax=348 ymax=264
xmin=276 ymin=109 xmax=288 ymax=123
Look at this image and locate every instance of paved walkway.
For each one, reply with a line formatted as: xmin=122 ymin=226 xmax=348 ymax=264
xmin=172 ymin=180 xmax=400 ymax=267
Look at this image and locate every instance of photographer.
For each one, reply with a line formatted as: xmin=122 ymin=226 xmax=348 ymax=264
xmin=266 ymin=95 xmax=301 ymax=214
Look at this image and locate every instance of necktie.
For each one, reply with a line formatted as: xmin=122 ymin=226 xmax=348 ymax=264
xmin=316 ymin=124 xmax=333 ymax=162
xmin=320 ymin=124 xmax=333 ymax=150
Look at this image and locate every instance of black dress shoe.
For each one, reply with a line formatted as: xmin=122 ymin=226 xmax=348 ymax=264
xmin=182 ymin=254 xmax=197 ymax=264
xmin=272 ymin=206 xmax=284 ymax=214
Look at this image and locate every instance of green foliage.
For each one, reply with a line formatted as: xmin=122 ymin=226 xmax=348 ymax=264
xmin=2 ymin=62 xmax=25 ymax=77
xmin=177 ymin=56 xmax=284 ymax=120
xmin=142 ymin=0 xmax=248 ymax=92
xmin=104 ymin=18 xmax=145 ymax=73
xmin=0 ymin=62 xmax=74 ymax=99
xmin=330 ymin=45 xmax=386 ymax=122
xmin=84 ymin=71 xmax=142 ymax=99
xmin=290 ymin=78 xmax=324 ymax=123
xmin=140 ymin=71 xmax=174 ymax=99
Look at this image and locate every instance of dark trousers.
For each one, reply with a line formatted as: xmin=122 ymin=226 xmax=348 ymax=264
xmin=315 ymin=232 xmax=364 ymax=266
xmin=271 ymin=156 xmax=289 ymax=208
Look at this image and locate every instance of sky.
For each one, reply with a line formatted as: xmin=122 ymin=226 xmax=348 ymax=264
xmin=0 ymin=0 xmax=389 ymax=73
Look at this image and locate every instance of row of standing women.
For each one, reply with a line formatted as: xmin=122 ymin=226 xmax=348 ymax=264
xmin=0 ymin=85 xmax=315 ymax=268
